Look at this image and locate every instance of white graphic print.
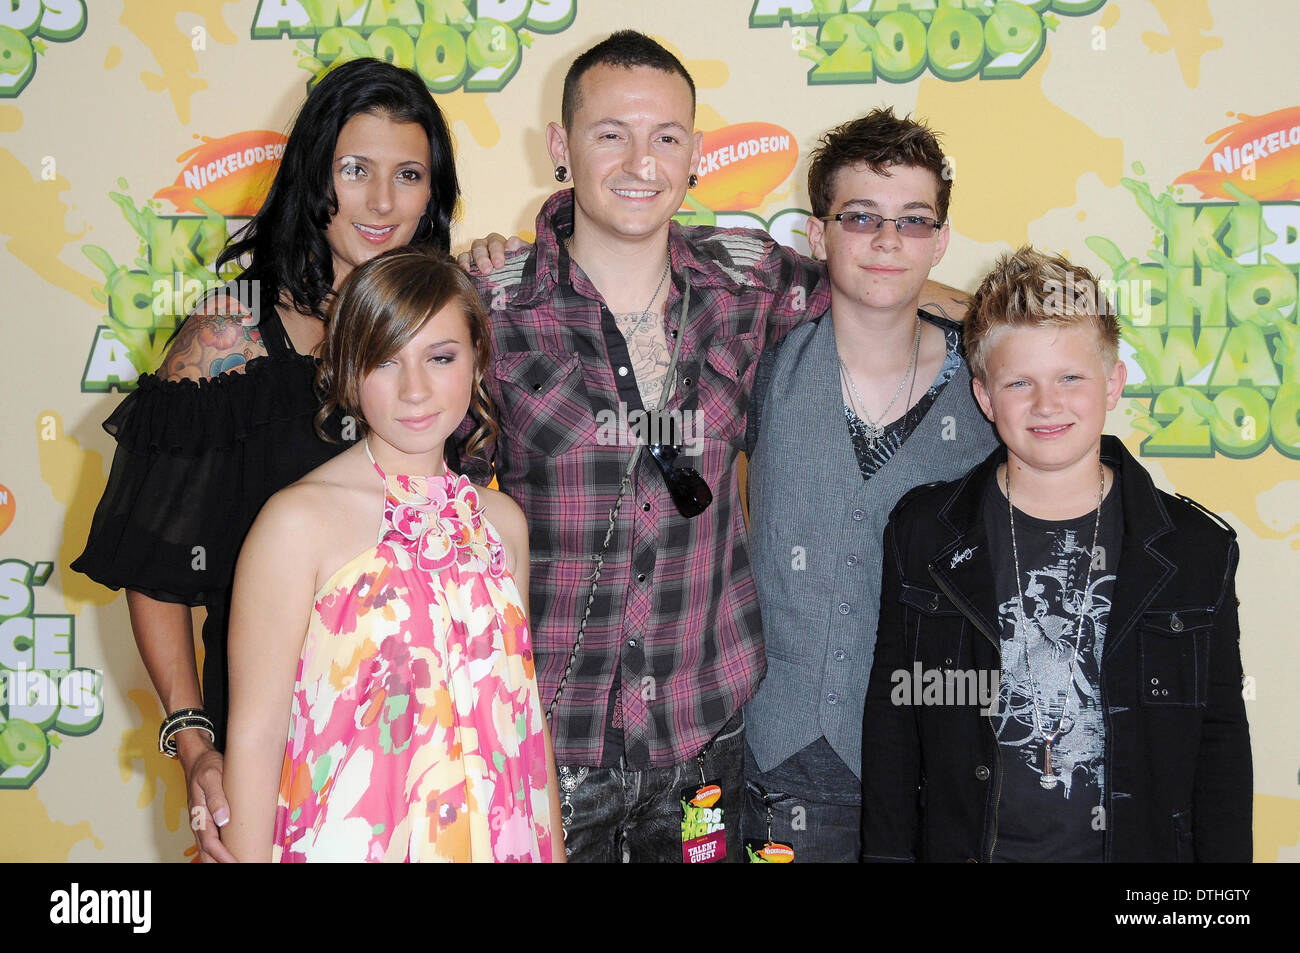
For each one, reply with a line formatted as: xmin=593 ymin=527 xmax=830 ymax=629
xmin=994 ymin=528 xmax=1112 ymax=799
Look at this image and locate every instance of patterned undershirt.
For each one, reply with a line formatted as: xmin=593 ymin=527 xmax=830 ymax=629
xmin=845 ymin=313 xmax=961 ymax=481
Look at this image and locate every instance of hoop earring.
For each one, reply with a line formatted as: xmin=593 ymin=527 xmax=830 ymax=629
xmin=413 ymin=213 xmax=432 ymax=242
xmin=554 ymin=165 xmax=568 ymax=183
xmin=688 ymin=173 xmax=698 ymax=188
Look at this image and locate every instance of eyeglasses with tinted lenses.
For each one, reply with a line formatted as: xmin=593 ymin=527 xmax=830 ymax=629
xmin=647 ymin=442 xmax=712 ymax=518
xmin=820 ymin=211 xmax=941 ymax=238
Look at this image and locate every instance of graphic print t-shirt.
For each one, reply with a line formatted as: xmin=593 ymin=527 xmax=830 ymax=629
xmin=983 ymin=471 xmax=1122 ymax=863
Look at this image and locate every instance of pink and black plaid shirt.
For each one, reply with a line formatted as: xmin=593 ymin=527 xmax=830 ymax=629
xmin=464 ymin=190 xmax=828 ymax=768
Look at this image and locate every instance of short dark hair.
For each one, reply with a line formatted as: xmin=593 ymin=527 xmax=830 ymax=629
xmin=561 ymin=30 xmax=695 ymax=130
xmin=807 ymin=107 xmax=950 ymax=221
xmin=218 ymin=58 xmax=460 ymax=319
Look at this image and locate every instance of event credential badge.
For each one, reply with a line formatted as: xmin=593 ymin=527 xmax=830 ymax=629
xmin=680 ymin=777 xmax=727 ymax=863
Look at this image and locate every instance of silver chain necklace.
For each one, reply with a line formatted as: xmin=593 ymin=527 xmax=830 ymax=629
xmin=567 ymin=235 xmax=670 ymax=337
xmin=1005 ymin=459 xmax=1105 ymax=790
xmin=641 ymin=258 xmax=671 ymax=335
xmin=838 ymin=315 xmax=921 ymax=448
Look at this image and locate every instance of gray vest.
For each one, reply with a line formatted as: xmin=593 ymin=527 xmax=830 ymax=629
xmin=744 ymin=313 xmax=997 ymax=778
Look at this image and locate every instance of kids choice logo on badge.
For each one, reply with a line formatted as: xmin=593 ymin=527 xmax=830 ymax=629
xmin=1085 ymin=107 xmax=1300 ymax=460
xmin=748 ymin=0 xmax=1107 ymax=84
xmin=0 ymin=559 xmax=104 ymax=789
xmin=251 ymin=0 xmax=575 ymax=93
xmin=79 ymin=129 xmax=281 ymax=392
xmin=0 ymin=0 xmax=86 ymax=98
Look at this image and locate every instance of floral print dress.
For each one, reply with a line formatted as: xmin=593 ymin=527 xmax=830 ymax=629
xmin=271 ymin=442 xmax=554 ymax=862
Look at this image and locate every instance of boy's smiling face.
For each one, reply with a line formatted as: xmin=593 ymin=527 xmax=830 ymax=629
xmin=972 ymin=323 xmax=1126 ymax=480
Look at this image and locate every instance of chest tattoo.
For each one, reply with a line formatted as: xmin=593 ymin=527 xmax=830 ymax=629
xmin=612 ymin=308 xmax=670 ymax=409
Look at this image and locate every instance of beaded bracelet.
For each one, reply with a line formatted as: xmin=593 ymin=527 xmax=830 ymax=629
xmin=158 ymin=707 xmax=216 ymax=758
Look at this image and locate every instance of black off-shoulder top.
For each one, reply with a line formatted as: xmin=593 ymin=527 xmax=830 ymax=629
xmin=71 ymin=286 xmax=346 ymax=749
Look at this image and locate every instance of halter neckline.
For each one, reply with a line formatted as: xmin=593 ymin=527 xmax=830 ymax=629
xmin=364 ymin=437 xmax=450 ymax=483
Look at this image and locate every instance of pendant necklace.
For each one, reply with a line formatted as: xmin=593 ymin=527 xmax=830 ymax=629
xmin=838 ymin=315 xmax=921 ymax=449
xmin=1006 ymin=459 xmax=1105 ymax=790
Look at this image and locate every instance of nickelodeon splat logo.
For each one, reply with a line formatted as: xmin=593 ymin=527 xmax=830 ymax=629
xmin=748 ymin=0 xmax=1108 ymax=84
xmin=155 ymin=131 xmax=287 ymax=218
xmin=0 ymin=0 xmax=86 ymax=98
xmin=674 ymin=121 xmax=814 ymax=256
xmin=0 ymin=558 xmax=104 ymax=789
xmin=1176 ymin=107 xmax=1300 ymax=204
xmin=693 ymin=122 xmax=798 ymax=210
xmin=0 ymin=484 xmax=14 ymax=537
xmin=79 ymin=126 xmax=280 ymax=391
xmin=1085 ymin=109 xmax=1300 ymax=460
xmin=250 ymin=0 xmax=575 ymax=93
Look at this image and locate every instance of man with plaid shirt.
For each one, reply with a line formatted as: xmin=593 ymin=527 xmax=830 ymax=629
xmin=461 ymin=32 xmax=957 ymax=862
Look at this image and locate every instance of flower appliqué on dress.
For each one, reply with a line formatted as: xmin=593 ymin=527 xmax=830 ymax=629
xmin=382 ymin=471 xmax=506 ymax=578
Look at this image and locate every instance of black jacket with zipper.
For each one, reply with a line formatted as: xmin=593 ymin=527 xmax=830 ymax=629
xmin=861 ymin=435 xmax=1252 ymax=862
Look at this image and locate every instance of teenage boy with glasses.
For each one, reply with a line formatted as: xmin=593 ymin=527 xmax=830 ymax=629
xmin=742 ymin=108 xmax=997 ymax=862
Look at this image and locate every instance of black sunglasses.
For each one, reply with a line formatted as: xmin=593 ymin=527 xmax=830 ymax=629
xmin=646 ymin=442 xmax=712 ymax=518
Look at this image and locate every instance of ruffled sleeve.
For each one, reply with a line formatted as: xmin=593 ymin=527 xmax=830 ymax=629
xmin=71 ymin=353 xmax=343 ymax=606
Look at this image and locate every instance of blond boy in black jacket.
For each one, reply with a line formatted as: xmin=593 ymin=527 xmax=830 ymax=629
xmin=862 ymin=246 xmax=1251 ymax=862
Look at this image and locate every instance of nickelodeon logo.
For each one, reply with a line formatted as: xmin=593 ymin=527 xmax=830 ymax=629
xmin=154 ymin=130 xmax=288 ymax=217
xmin=693 ymin=122 xmax=798 ymax=211
xmin=0 ymin=483 xmax=13 ymax=536
xmin=1176 ymin=106 xmax=1300 ymax=202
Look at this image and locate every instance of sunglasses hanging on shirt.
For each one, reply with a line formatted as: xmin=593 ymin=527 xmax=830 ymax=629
xmin=647 ymin=441 xmax=712 ymax=518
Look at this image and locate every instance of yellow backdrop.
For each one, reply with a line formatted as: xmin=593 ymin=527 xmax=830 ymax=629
xmin=1 ymin=0 xmax=1296 ymax=861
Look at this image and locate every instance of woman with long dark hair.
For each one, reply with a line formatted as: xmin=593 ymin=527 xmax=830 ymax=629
xmin=72 ymin=59 xmax=461 ymax=862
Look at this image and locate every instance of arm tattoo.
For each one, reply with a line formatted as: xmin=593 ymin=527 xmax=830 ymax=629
xmin=919 ymin=282 xmax=971 ymax=323
xmin=920 ymin=300 xmax=954 ymax=321
xmin=161 ymin=312 xmax=265 ymax=382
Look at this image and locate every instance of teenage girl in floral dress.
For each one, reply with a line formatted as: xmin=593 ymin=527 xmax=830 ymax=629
xmin=222 ymin=247 xmax=563 ymax=862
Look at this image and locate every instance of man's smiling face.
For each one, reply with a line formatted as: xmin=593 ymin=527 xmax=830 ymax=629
xmin=549 ymin=63 xmax=701 ymax=247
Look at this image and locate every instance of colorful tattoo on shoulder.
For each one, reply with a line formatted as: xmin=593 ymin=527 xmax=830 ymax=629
xmin=162 ymin=313 xmax=265 ymax=381
xmin=208 ymin=352 xmax=250 ymax=376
